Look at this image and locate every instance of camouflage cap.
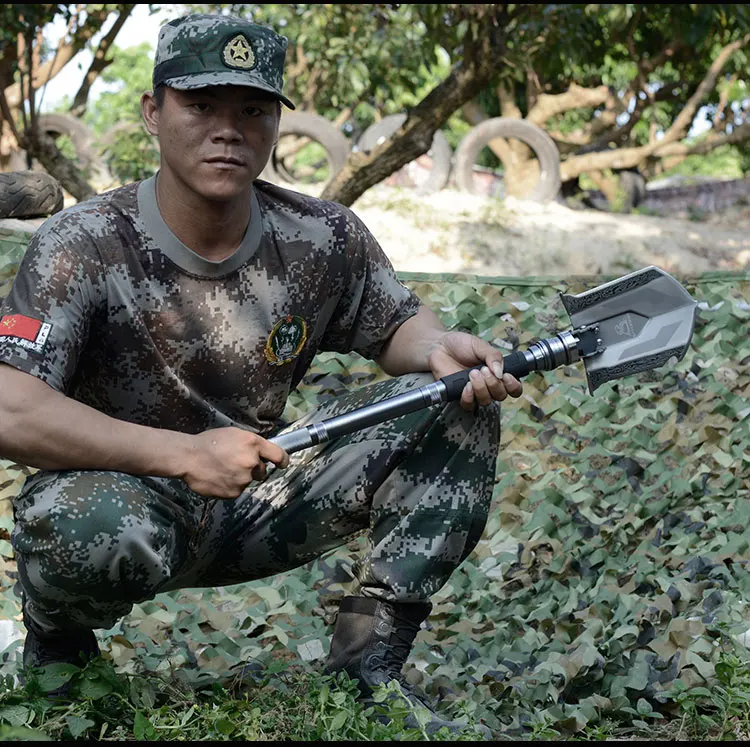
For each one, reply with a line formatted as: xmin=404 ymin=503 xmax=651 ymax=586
xmin=152 ymin=13 xmax=295 ymax=109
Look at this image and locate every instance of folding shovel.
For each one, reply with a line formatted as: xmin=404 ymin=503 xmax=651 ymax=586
xmin=270 ymin=266 xmax=698 ymax=455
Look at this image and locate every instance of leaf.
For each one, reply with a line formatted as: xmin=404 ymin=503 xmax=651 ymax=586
xmin=636 ymin=697 xmax=652 ymax=715
xmin=0 ymin=705 xmax=29 ymax=727
xmin=36 ymin=663 xmax=77 ymax=693
xmin=65 ymin=715 xmax=95 ymax=739
xmin=78 ymin=675 xmax=113 ymax=700
xmin=133 ymin=710 xmax=156 ymax=741
xmin=329 ymin=710 xmax=348 ymax=732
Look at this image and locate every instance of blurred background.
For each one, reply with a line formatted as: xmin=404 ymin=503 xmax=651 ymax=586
xmin=1 ymin=4 xmax=749 ymax=212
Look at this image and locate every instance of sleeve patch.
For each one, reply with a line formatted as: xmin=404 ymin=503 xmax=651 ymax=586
xmin=0 ymin=314 xmax=52 ymax=354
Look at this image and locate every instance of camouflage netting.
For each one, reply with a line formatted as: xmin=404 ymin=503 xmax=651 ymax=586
xmin=1 ymin=217 xmax=749 ymax=734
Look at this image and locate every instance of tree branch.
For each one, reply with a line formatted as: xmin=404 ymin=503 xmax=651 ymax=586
xmin=652 ymin=121 xmax=750 ymax=159
xmin=322 ymin=10 xmax=509 ymax=206
xmin=660 ymin=34 xmax=749 ymax=146
xmin=712 ymin=73 xmax=737 ymax=129
xmin=3 ymin=6 xmax=112 ymax=111
xmin=70 ymin=4 xmax=136 ymax=117
xmin=560 ymin=35 xmax=749 ymax=180
xmin=526 ymin=83 xmax=615 ymax=127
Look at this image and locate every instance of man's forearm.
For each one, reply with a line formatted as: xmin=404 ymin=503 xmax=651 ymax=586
xmin=376 ymin=305 xmax=448 ymax=376
xmin=0 ymin=365 xmax=191 ymax=477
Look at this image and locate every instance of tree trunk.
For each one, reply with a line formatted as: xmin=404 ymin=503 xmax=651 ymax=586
xmin=27 ymin=131 xmax=96 ymax=202
xmin=322 ymin=25 xmax=507 ymax=207
xmin=70 ymin=4 xmax=135 ymax=118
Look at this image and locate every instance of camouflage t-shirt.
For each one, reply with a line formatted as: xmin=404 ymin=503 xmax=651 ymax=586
xmin=0 ymin=176 xmax=421 ymax=435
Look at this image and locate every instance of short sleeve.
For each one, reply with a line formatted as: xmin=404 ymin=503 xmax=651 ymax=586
xmin=319 ymin=209 xmax=421 ymax=360
xmin=0 ymin=219 xmax=103 ymax=393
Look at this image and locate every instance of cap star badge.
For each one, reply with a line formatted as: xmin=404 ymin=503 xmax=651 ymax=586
xmin=223 ymin=34 xmax=256 ymax=70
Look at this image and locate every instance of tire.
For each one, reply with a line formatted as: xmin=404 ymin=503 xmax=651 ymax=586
xmin=96 ymin=121 xmax=147 ymax=151
xmin=453 ymin=118 xmax=561 ymax=203
xmin=618 ymin=169 xmax=647 ymax=211
xmin=39 ymin=113 xmax=116 ymax=188
xmin=5 ymin=114 xmax=103 ymax=182
xmin=262 ymin=112 xmax=350 ymax=188
xmin=38 ymin=113 xmax=96 ymax=169
xmin=357 ymin=113 xmax=453 ymax=194
xmin=0 ymin=170 xmax=64 ymax=219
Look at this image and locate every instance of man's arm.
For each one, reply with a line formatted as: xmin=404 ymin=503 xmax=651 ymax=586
xmin=376 ymin=304 xmax=523 ymax=410
xmin=0 ymin=364 xmax=288 ymax=498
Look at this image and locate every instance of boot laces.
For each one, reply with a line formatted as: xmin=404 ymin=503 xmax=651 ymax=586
xmin=372 ymin=610 xmax=422 ymax=688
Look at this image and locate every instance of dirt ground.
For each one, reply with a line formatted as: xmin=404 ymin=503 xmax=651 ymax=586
xmin=348 ymin=184 xmax=750 ymax=278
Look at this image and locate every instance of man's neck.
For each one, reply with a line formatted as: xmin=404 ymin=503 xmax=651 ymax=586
xmin=154 ymin=172 xmax=252 ymax=262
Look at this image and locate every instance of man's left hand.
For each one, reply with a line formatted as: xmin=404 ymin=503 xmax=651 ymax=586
xmin=428 ymin=330 xmax=523 ymax=411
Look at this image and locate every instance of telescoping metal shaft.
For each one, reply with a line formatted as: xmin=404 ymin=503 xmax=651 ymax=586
xmin=271 ymin=330 xmax=584 ymax=456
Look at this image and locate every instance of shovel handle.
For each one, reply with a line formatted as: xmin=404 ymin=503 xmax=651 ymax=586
xmin=438 ymin=350 xmax=533 ymax=401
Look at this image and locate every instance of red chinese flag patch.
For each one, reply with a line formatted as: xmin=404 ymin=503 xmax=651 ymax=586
xmin=0 ymin=314 xmax=42 ymax=341
xmin=0 ymin=313 xmax=51 ymax=353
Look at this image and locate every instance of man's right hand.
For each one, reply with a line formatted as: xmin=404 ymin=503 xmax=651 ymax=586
xmin=180 ymin=427 xmax=290 ymax=499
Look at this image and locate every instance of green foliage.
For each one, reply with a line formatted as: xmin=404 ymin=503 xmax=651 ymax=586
xmin=84 ymin=42 xmax=154 ymax=135
xmin=0 ymin=4 xmax=62 ymax=47
xmin=81 ymin=42 xmax=160 ymax=184
xmin=98 ymin=126 xmax=159 ymax=184
xmin=660 ymin=143 xmax=747 ymax=180
xmin=187 ymin=3 xmax=445 ymax=135
xmin=0 ymin=658 xmax=484 ymax=740
xmin=4 ymin=4 xmax=749 ymax=192
xmin=666 ymin=652 xmax=750 ymax=739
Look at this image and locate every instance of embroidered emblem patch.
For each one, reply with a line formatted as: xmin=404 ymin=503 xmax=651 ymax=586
xmin=0 ymin=314 xmax=51 ymax=354
xmin=222 ymin=34 xmax=256 ymax=70
xmin=265 ymin=315 xmax=307 ymax=366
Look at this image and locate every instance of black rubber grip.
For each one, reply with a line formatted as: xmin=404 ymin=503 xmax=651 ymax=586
xmin=439 ymin=351 xmax=533 ymax=401
xmin=501 ymin=350 xmax=533 ymax=379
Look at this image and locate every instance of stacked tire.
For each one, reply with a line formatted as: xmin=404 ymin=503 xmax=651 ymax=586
xmin=0 ymin=112 xmax=109 ymax=219
xmin=261 ymin=112 xmax=350 ymax=189
xmin=0 ymin=171 xmax=63 ymax=219
xmin=452 ymin=117 xmax=562 ymax=203
xmin=357 ymin=113 xmax=453 ymax=195
xmin=358 ymin=115 xmax=563 ymax=204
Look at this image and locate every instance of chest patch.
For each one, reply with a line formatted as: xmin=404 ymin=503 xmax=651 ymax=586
xmin=265 ymin=315 xmax=308 ymax=366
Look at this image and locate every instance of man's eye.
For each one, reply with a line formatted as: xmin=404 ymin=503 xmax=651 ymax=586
xmin=244 ymin=106 xmax=262 ymax=116
xmin=192 ymin=102 xmax=211 ymax=112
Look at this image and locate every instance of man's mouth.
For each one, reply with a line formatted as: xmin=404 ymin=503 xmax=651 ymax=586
xmin=205 ymin=156 xmax=246 ymax=166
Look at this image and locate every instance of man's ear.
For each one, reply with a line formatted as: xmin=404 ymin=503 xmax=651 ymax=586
xmin=141 ymin=91 xmax=159 ymax=136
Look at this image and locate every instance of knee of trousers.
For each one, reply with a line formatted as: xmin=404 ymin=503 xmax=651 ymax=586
xmin=12 ymin=470 xmax=178 ymax=605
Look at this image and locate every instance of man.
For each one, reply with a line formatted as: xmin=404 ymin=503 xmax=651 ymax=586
xmin=0 ymin=12 xmax=522 ymax=736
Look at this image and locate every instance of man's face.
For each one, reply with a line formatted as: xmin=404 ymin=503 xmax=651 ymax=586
xmin=142 ymin=85 xmax=280 ymax=202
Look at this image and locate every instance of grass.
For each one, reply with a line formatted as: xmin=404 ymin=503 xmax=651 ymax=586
xmin=2 ymin=649 xmax=750 ymax=741
xmin=0 ymin=657 xmax=492 ymax=741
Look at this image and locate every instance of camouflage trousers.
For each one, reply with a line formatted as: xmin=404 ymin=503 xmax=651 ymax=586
xmin=13 ymin=373 xmax=499 ymax=634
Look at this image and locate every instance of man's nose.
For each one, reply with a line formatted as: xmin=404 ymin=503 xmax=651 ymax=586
xmin=210 ymin=112 xmax=243 ymax=141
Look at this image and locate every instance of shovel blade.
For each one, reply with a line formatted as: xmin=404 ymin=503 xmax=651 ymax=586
xmin=560 ymin=266 xmax=697 ymax=393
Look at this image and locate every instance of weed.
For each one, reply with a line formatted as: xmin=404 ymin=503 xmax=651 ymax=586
xmin=0 ymin=657 xmax=492 ymax=741
xmin=666 ymin=652 xmax=750 ymax=741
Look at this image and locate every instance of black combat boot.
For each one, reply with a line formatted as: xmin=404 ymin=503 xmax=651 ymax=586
xmin=22 ymin=604 xmax=100 ymax=697
xmin=325 ymin=595 xmax=490 ymax=738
